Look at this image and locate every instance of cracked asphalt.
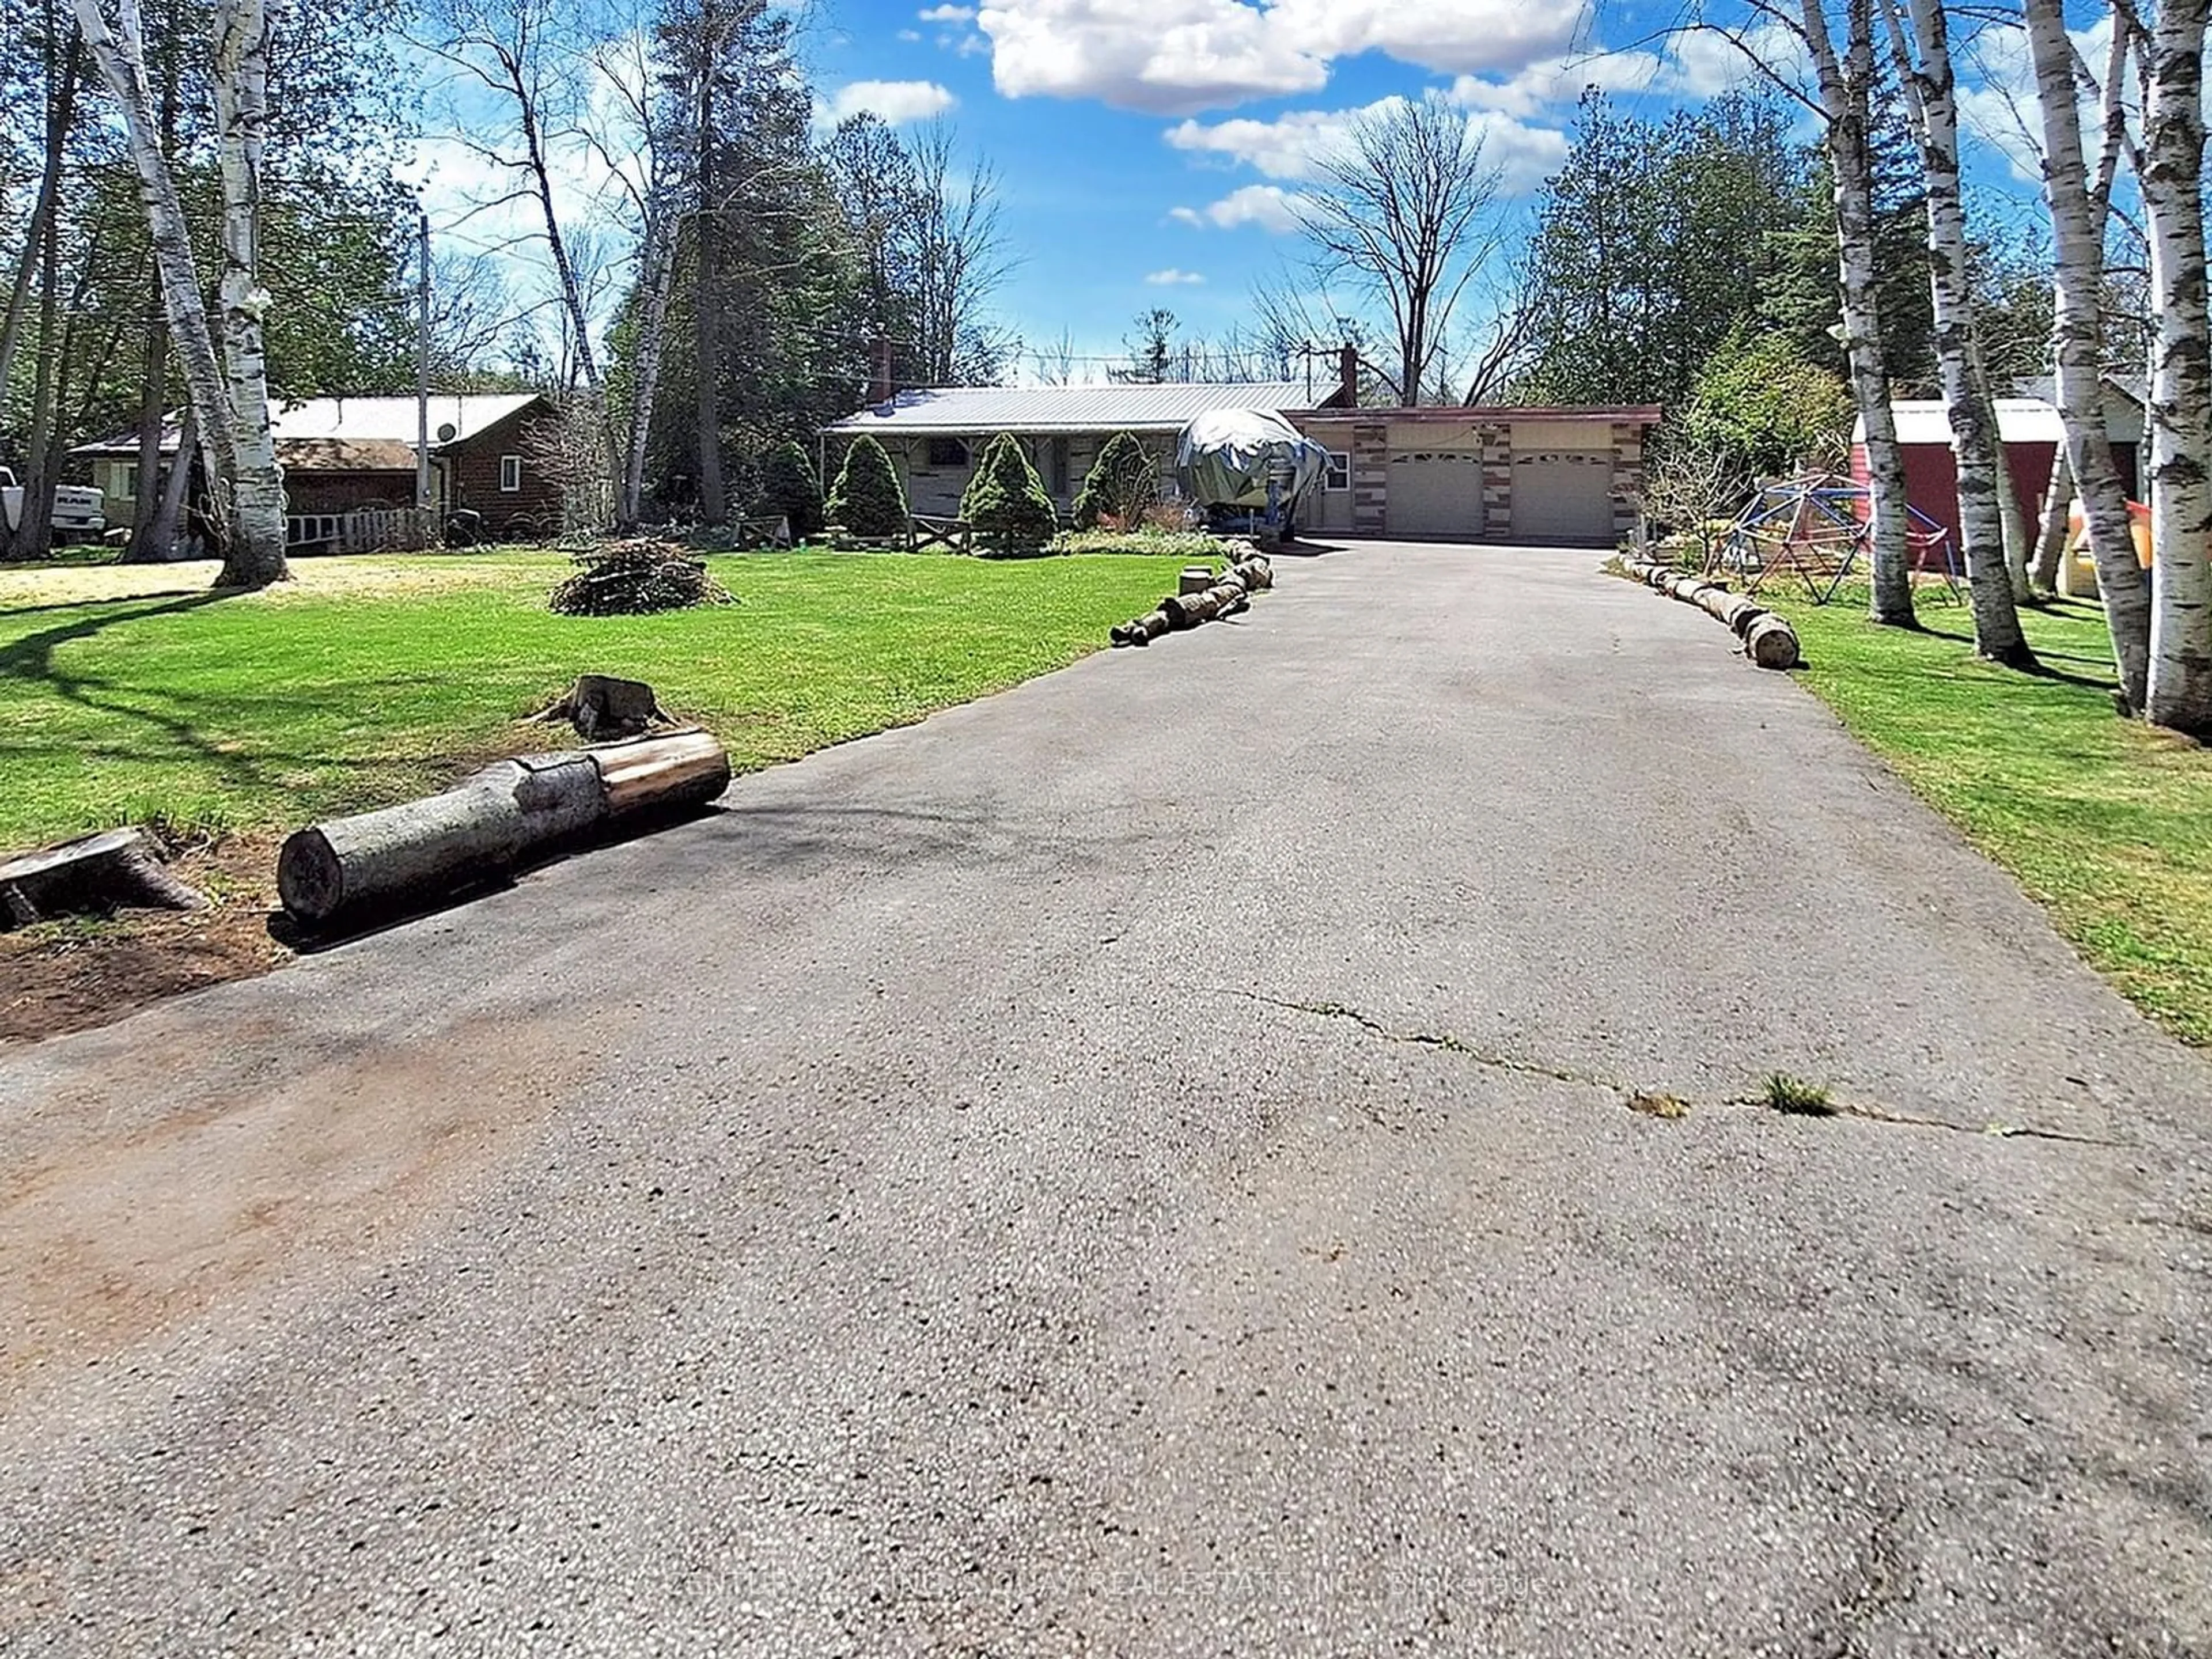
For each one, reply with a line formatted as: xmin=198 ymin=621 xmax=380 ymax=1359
xmin=2 ymin=542 xmax=2208 ymax=1655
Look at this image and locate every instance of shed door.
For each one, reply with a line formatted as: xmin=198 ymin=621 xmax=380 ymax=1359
xmin=1509 ymin=451 xmax=1615 ymax=544
xmin=1386 ymin=450 xmax=1484 ymax=539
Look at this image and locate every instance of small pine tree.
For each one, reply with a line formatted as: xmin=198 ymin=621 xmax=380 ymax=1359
xmin=960 ymin=432 xmax=1059 ymax=553
xmin=1070 ymin=431 xmax=1158 ymax=529
xmin=826 ymin=435 xmax=908 ymax=537
xmin=756 ymin=441 xmax=825 ymax=539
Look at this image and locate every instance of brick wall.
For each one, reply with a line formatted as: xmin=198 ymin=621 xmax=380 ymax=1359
xmin=1350 ymin=423 xmax=1387 ymax=534
xmin=1609 ymin=421 xmax=1646 ymax=543
xmin=1479 ymin=423 xmax=1512 ymax=539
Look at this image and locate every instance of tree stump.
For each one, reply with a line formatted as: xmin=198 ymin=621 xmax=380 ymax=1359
xmin=0 ymin=827 xmax=209 ymax=926
xmin=529 ymin=674 xmax=671 ymax=740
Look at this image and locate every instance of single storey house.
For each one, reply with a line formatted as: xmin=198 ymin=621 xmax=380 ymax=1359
xmin=821 ymin=364 xmax=1657 ymax=547
xmin=1849 ymin=385 xmax=2145 ymax=551
xmin=75 ymin=393 xmax=566 ymax=543
xmin=821 ymin=380 xmax=1340 ymax=522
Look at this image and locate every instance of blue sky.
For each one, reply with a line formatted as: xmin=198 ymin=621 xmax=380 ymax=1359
xmin=408 ymin=0 xmax=2069 ymax=384
xmin=800 ymin=0 xmax=1693 ymax=368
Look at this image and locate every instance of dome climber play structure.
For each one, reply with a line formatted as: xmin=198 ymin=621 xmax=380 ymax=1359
xmin=1707 ymin=472 xmax=1960 ymax=604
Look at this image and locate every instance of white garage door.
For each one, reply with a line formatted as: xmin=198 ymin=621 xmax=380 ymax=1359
xmin=1386 ymin=449 xmax=1484 ymax=539
xmin=1510 ymin=451 xmax=1615 ymax=544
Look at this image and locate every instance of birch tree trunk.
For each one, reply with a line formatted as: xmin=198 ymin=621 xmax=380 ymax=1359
xmin=210 ymin=0 xmax=287 ymax=586
xmin=2031 ymin=448 xmax=2073 ymax=593
xmin=150 ymin=411 xmax=196 ymax=559
xmin=1805 ymin=0 xmax=1916 ymax=626
xmin=71 ymin=0 xmax=241 ymax=560
xmin=617 ymin=206 xmax=677 ymax=529
xmin=2025 ymin=0 xmax=2152 ymax=708
xmin=2138 ymin=0 xmax=2212 ymax=734
xmin=1892 ymin=0 xmax=2033 ymax=666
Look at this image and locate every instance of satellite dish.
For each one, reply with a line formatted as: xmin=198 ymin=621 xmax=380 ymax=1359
xmin=435 ymin=421 xmax=457 ymax=442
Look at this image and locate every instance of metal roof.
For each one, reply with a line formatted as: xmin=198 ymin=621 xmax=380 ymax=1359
xmin=74 ymin=393 xmax=543 ymax=457
xmin=824 ymin=381 xmax=1312 ymax=436
xmin=1859 ymin=399 xmax=2066 ymax=447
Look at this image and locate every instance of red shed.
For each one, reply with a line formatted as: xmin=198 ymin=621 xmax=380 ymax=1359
xmin=1850 ymin=389 xmax=2143 ymax=549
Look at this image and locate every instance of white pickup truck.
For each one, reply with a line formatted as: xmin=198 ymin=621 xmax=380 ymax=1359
xmin=0 ymin=466 xmax=106 ymax=541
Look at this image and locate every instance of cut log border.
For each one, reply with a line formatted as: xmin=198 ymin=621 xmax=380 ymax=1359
xmin=1618 ymin=558 xmax=1802 ymax=671
xmin=1109 ymin=554 xmax=1274 ymax=648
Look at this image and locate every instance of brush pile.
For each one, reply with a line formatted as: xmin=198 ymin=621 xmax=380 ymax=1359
xmin=549 ymin=541 xmax=736 ymax=616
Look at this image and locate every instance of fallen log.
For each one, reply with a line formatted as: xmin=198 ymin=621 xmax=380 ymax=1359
xmin=277 ymin=731 xmax=731 ymax=928
xmin=594 ymin=728 xmax=731 ymax=817
xmin=0 ymin=827 xmax=208 ymax=927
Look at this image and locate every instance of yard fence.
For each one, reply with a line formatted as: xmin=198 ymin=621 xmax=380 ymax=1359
xmin=286 ymin=506 xmax=441 ymax=554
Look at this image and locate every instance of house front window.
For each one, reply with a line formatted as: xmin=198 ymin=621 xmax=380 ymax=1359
xmin=499 ymin=454 xmax=522 ymax=492
xmin=924 ymin=437 xmax=969 ymax=470
xmin=1325 ymin=451 xmax=1351 ymax=491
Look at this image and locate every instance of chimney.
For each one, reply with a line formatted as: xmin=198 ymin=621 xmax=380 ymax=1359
xmin=1338 ymin=344 xmax=1359 ymax=408
xmin=868 ymin=336 xmax=894 ymax=407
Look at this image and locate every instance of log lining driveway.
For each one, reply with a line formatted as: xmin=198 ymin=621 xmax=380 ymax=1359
xmin=1 ymin=542 xmax=2206 ymax=1655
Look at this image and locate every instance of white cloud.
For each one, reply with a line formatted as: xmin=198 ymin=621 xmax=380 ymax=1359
xmin=918 ymin=3 xmax=974 ymax=18
xmin=820 ymin=78 xmax=958 ymax=125
xmin=1145 ymin=267 xmax=1207 ymax=284
xmin=1166 ymin=94 xmax=1569 ymax=195
xmin=1449 ymin=51 xmax=1663 ymax=119
xmin=1168 ymin=183 xmax=1304 ymax=232
xmin=974 ymin=0 xmax=1584 ymax=115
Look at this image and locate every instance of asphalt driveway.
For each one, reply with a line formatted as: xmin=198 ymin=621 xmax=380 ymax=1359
xmin=1 ymin=542 xmax=2206 ymax=1655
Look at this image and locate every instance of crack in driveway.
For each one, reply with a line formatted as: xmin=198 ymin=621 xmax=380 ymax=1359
xmin=1223 ymin=990 xmax=2128 ymax=1147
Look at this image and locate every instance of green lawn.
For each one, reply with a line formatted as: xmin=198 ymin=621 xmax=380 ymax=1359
xmin=1767 ymin=584 xmax=2212 ymax=1046
xmin=0 ymin=548 xmax=1187 ymax=850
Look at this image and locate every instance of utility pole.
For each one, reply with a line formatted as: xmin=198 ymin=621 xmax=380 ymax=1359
xmin=415 ymin=208 xmax=432 ymax=513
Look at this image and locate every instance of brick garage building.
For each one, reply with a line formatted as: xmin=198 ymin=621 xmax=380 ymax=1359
xmin=1288 ymin=406 xmax=1660 ymax=546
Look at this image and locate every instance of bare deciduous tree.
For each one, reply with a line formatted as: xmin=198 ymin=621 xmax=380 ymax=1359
xmin=911 ymin=118 xmax=1017 ymax=385
xmin=1294 ymin=92 xmax=1508 ymax=407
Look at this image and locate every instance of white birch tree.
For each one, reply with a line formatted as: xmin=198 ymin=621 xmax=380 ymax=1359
xmin=210 ymin=0 xmax=286 ymax=584
xmin=1798 ymin=0 xmax=1918 ymax=626
xmin=1886 ymin=0 xmax=2033 ymax=666
xmin=70 ymin=0 xmax=290 ymax=586
xmin=2025 ymin=0 xmax=2153 ymax=709
xmin=2133 ymin=0 xmax=2212 ymax=733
